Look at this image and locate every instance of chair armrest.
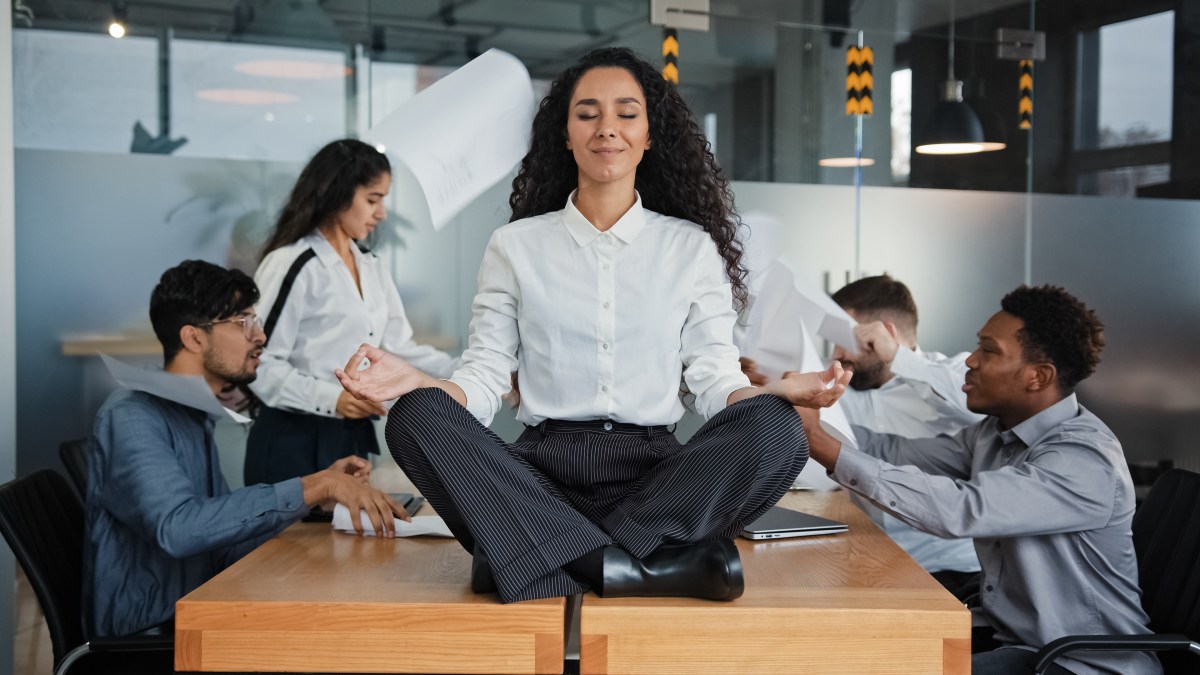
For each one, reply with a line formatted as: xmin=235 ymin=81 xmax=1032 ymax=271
xmin=1034 ymin=633 xmax=1199 ymax=674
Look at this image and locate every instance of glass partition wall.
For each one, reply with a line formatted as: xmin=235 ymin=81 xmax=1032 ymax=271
xmin=12 ymin=0 xmax=1200 ymax=483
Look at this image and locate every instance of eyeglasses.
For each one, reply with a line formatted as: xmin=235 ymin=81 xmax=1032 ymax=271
xmin=199 ymin=313 xmax=264 ymax=340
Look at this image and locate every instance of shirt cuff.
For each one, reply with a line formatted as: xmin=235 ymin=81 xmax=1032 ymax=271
xmin=700 ymin=374 xmax=753 ymax=419
xmin=272 ymin=477 xmax=309 ymax=515
xmin=316 ymin=380 xmax=344 ymax=417
xmin=889 ymin=346 xmax=924 ymax=380
xmin=832 ymin=446 xmax=883 ymax=496
xmin=451 ymin=377 xmax=495 ymax=426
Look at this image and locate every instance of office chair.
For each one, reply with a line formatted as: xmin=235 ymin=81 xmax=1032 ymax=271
xmin=58 ymin=438 xmax=89 ymax=499
xmin=1034 ymin=468 xmax=1200 ymax=674
xmin=0 ymin=470 xmax=174 ymax=675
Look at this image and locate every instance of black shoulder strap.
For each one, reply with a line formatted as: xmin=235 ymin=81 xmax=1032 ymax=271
xmin=262 ymin=247 xmax=317 ymax=344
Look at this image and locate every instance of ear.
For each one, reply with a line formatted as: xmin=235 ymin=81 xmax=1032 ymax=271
xmin=882 ymin=321 xmax=899 ymax=339
xmin=1026 ymin=363 xmax=1057 ymax=393
xmin=178 ymin=325 xmax=207 ymax=355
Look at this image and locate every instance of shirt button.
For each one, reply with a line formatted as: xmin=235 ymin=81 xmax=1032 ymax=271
xmin=602 ymin=343 xmax=609 ymax=350
xmin=601 ymin=385 xmax=609 ymax=392
xmin=986 ymin=585 xmax=994 ymax=592
xmin=849 ymin=479 xmax=858 ymax=486
xmin=889 ymin=501 xmax=896 ymax=507
xmin=603 ymin=421 xmax=613 ymax=431
xmin=602 ymin=263 xmax=610 ymax=270
xmin=603 ymin=302 xmax=610 ymax=309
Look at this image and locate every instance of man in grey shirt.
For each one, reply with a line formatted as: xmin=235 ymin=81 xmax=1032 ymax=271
xmin=84 ymin=260 xmax=406 ymax=637
xmin=798 ymin=285 xmax=1159 ymax=675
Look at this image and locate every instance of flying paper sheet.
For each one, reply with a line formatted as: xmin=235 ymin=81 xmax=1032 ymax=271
xmin=771 ymin=258 xmax=859 ymax=353
xmin=738 ymin=260 xmax=860 ymax=490
xmin=332 ymin=503 xmax=454 ymax=538
xmin=363 ymin=49 xmax=535 ymax=231
xmin=100 ymin=353 xmax=250 ymax=423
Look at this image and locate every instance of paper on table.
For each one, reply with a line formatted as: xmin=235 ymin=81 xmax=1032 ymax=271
xmin=100 ymin=353 xmax=250 ymax=423
xmin=331 ymin=503 xmax=454 ymax=538
xmin=362 ymin=49 xmax=535 ymax=231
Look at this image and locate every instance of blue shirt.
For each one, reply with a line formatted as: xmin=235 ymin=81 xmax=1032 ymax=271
xmin=83 ymin=388 xmax=308 ymax=636
xmin=835 ymin=395 xmax=1160 ymax=675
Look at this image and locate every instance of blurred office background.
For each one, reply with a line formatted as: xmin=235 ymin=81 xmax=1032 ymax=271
xmin=3 ymin=0 xmax=1200 ymax=669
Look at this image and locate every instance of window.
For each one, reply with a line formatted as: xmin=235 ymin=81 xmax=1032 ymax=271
xmin=1072 ymin=10 xmax=1174 ymax=196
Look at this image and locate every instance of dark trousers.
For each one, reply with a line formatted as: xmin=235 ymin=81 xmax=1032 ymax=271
xmin=244 ymin=405 xmax=379 ymax=485
xmin=386 ymin=389 xmax=809 ymax=603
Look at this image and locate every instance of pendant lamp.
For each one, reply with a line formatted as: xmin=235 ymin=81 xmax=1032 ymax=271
xmin=914 ymin=0 xmax=1003 ymax=155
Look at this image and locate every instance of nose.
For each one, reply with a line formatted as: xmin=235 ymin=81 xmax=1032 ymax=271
xmin=831 ymin=345 xmax=849 ymax=362
xmin=251 ymin=321 xmax=266 ymax=346
xmin=965 ymin=349 xmax=979 ymax=369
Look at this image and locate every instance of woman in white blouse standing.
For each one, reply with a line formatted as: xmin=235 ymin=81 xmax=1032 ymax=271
xmin=245 ymin=139 xmax=458 ymax=486
xmin=337 ymin=50 xmax=848 ymax=603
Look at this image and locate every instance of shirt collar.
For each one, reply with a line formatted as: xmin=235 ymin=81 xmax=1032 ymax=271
xmin=306 ymin=231 xmax=371 ymax=267
xmin=1001 ymin=394 xmax=1080 ymax=447
xmin=560 ymin=190 xmax=647 ymax=247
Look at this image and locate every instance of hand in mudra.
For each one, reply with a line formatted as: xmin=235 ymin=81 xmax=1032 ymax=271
xmin=775 ymin=361 xmax=851 ymax=409
xmin=335 ymin=344 xmax=427 ymax=403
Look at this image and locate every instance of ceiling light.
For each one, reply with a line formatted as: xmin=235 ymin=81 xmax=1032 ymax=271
xmin=234 ymin=60 xmax=351 ymax=80
xmin=108 ymin=1 xmax=127 ymax=38
xmin=818 ymin=157 xmax=876 ymax=167
xmin=914 ymin=0 xmax=1003 ymax=155
xmin=195 ymin=89 xmax=299 ymax=105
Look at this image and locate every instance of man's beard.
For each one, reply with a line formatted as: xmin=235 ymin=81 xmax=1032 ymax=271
xmin=848 ymin=360 xmax=888 ymax=390
xmin=203 ymin=348 xmax=257 ymax=386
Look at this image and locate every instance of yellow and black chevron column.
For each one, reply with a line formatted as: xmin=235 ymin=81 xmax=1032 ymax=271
xmin=662 ymin=28 xmax=679 ymax=84
xmin=845 ymin=45 xmax=874 ymax=115
xmin=1018 ymin=59 xmax=1033 ymax=129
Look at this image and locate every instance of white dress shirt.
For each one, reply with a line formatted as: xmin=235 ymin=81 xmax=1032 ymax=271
xmin=251 ymin=233 xmax=459 ymax=418
xmin=451 ymin=192 xmax=750 ymax=427
xmin=840 ymin=346 xmax=984 ymax=573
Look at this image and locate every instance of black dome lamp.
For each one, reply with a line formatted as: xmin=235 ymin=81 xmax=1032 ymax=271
xmin=915 ymin=0 xmax=1005 ymax=155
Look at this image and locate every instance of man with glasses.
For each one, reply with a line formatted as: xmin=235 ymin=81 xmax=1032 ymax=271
xmin=83 ymin=260 xmax=407 ymax=638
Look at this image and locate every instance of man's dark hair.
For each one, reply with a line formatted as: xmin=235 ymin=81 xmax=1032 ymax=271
xmin=150 ymin=260 xmax=259 ymax=364
xmin=1000 ymin=285 xmax=1105 ymax=393
xmin=831 ymin=275 xmax=918 ymax=334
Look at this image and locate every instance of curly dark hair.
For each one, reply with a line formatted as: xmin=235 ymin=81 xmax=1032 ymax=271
xmin=151 ymin=260 xmax=259 ymax=364
xmin=509 ymin=47 xmax=748 ymax=309
xmin=1000 ymin=285 xmax=1105 ymax=393
xmin=259 ymin=139 xmax=390 ymax=260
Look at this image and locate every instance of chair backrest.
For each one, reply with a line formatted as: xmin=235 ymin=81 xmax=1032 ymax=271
xmin=59 ymin=438 xmax=90 ymax=499
xmin=0 ymin=470 xmax=87 ymax=667
xmin=1132 ymin=468 xmax=1200 ymax=671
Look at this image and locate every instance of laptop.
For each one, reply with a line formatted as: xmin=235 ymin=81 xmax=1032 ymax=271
xmin=740 ymin=505 xmax=848 ymax=540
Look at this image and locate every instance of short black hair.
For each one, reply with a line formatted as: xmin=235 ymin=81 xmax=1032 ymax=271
xmin=149 ymin=260 xmax=259 ymax=364
xmin=831 ymin=275 xmax=918 ymax=334
xmin=1000 ymin=285 xmax=1105 ymax=392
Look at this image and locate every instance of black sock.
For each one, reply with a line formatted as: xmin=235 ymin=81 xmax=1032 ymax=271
xmin=563 ymin=545 xmax=606 ymax=588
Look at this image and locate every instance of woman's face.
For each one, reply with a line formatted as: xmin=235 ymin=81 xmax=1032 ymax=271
xmin=332 ymin=173 xmax=390 ymax=241
xmin=565 ymin=67 xmax=651 ymax=191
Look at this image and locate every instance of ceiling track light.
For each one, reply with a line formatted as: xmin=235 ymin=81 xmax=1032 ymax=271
xmin=914 ymin=0 xmax=1005 ymax=155
xmin=108 ymin=1 xmax=128 ymax=39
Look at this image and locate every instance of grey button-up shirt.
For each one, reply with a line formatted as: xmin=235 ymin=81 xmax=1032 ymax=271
xmin=83 ymin=388 xmax=308 ymax=637
xmin=834 ymin=394 xmax=1161 ymax=675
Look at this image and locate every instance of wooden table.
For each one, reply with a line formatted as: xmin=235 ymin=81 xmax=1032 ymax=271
xmin=174 ymin=521 xmax=565 ymax=674
xmin=579 ymin=490 xmax=971 ymax=674
xmin=176 ymin=490 xmax=968 ymax=674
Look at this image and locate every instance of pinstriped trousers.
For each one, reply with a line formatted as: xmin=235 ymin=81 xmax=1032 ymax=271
xmin=386 ymin=389 xmax=809 ymax=603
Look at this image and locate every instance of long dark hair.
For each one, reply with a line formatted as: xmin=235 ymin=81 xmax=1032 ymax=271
xmin=509 ymin=47 xmax=748 ymax=309
xmin=260 ymin=138 xmax=391 ymax=260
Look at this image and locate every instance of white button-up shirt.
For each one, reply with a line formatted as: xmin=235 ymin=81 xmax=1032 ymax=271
xmin=451 ymin=193 xmax=750 ymax=426
xmin=251 ymin=233 xmax=459 ymax=417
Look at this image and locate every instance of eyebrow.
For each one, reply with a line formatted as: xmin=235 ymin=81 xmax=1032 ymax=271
xmin=573 ymin=97 xmax=643 ymax=107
